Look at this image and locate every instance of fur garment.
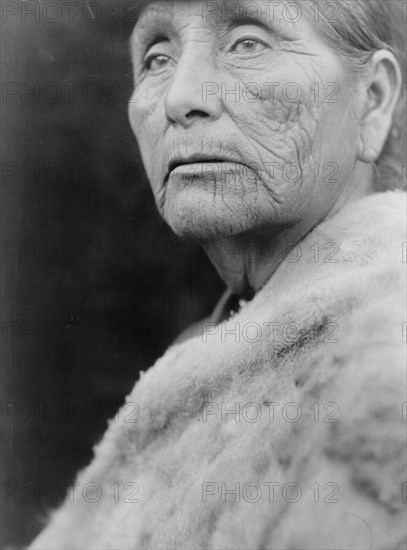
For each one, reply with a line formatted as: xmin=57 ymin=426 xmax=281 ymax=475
xmin=30 ymin=191 xmax=407 ymax=549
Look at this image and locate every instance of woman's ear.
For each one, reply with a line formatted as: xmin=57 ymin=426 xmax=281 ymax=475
xmin=357 ymin=49 xmax=402 ymax=163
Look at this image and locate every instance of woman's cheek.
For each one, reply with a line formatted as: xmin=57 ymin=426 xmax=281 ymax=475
xmin=132 ymin=96 xmax=165 ymax=182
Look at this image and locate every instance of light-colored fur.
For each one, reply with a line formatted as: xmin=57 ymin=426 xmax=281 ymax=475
xmin=31 ymin=191 xmax=407 ymax=549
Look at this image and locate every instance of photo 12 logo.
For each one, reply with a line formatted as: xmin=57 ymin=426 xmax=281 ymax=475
xmin=202 ymin=480 xmax=340 ymax=504
xmin=1 ymin=480 xmax=140 ymax=505
xmin=201 ymin=2 xmax=341 ymax=25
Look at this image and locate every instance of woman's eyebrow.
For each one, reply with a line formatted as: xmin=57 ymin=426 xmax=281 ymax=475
xmin=130 ymin=28 xmax=168 ymax=53
xmin=130 ymin=22 xmax=170 ymax=57
xmin=225 ymin=13 xmax=294 ymax=40
xmin=130 ymin=20 xmax=157 ymax=46
xmin=227 ymin=13 xmax=274 ymax=32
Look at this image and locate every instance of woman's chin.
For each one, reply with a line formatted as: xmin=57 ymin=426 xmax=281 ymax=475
xmin=163 ymin=187 xmax=252 ymax=241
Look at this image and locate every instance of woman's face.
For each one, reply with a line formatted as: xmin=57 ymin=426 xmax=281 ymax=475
xmin=129 ymin=0 xmax=362 ymax=241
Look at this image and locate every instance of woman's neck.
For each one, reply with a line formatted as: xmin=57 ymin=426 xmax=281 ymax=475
xmin=202 ymin=163 xmax=375 ymax=297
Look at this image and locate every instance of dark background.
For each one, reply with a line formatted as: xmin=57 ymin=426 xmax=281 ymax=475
xmin=0 ymin=2 xmax=224 ymax=547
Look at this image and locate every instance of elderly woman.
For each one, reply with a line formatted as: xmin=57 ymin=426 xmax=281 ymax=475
xmin=31 ymin=0 xmax=406 ymax=548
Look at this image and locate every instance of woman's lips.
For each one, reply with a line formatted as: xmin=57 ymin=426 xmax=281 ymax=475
xmin=165 ymin=158 xmax=250 ymax=183
xmin=167 ymin=161 xmax=251 ymax=184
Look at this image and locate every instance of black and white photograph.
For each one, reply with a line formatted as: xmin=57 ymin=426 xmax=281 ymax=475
xmin=1 ymin=0 xmax=406 ymax=548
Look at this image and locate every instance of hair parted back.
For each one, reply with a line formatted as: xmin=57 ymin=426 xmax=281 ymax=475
xmin=303 ymin=0 xmax=406 ymax=191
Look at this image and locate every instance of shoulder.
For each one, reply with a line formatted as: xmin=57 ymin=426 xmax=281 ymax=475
xmin=314 ymin=190 xmax=406 ymax=267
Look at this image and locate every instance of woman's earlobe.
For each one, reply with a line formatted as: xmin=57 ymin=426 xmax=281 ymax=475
xmin=357 ymin=131 xmax=374 ymax=163
xmin=357 ymin=123 xmax=383 ymax=163
xmin=356 ymin=50 xmax=402 ymax=164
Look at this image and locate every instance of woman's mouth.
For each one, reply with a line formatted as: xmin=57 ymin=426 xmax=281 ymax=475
xmin=165 ymin=156 xmax=250 ymax=184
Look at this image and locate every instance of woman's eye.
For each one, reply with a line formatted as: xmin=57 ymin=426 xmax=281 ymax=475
xmin=144 ymin=54 xmax=171 ymax=72
xmin=232 ymin=38 xmax=267 ymax=54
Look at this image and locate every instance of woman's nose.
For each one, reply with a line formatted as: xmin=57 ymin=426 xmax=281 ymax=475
xmin=164 ymin=51 xmax=222 ymax=128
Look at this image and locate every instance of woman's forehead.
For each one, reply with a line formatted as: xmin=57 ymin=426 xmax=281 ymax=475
xmin=132 ymin=0 xmax=307 ymax=40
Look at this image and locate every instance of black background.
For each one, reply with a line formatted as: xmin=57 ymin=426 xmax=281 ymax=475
xmin=1 ymin=2 xmax=224 ymax=547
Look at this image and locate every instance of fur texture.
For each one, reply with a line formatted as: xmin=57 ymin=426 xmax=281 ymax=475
xmin=30 ymin=191 xmax=407 ymax=549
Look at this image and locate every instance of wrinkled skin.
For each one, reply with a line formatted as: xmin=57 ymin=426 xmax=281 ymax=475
xmin=128 ymin=0 xmax=369 ymax=295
